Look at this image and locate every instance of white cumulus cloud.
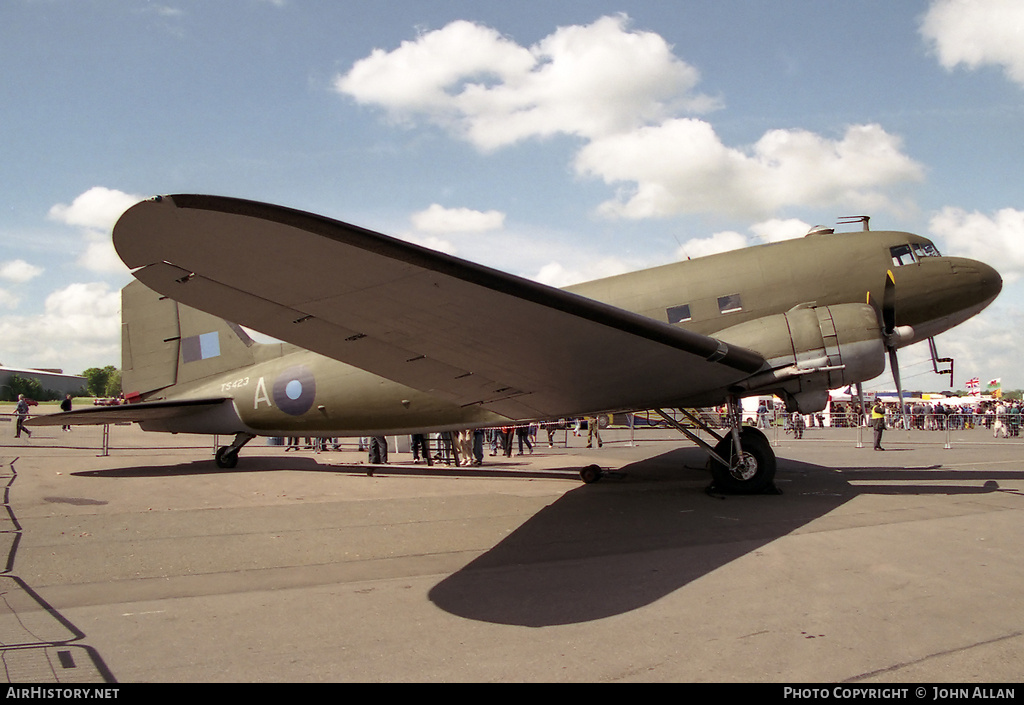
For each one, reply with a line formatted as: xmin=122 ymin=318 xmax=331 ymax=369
xmin=336 ymin=15 xmax=718 ymax=152
xmin=532 ymin=258 xmax=634 ymax=288
xmin=674 ymin=219 xmax=812 ymax=260
xmin=48 ymin=186 xmax=140 ymax=231
xmin=750 ymin=218 xmax=815 ymax=244
xmin=411 ymin=204 xmax=506 ymax=233
xmin=47 ymin=187 xmax=142 ymax=274
xmin=577 ymin=121 xmax=923 ymax=220
xmin=928 ymin=206 xmax=1024 ymax=282
xmin=675 ymin=231 xmax=751 ymax=260
xmin=0 ymin=260 xmax=44 ymax=284
xmin=0 ymin=260 xmax=44 ymax=310
xmin=0 ymin=282 xmax=121 ymax=374
xmin=921 ymin=0 xmax=1024 ymax=87
xmin=338 ymin=16 xmax=923 ymax=220
xmin=76 ymin=239 xmax=126 ymax=274
xmin=43 ymin=282 xmax=122 ymax=339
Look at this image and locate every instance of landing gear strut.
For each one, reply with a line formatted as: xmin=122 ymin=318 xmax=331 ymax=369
xmin=656 ymin=398 xmax=778 ymax=494
xmin=215 ymin=432 xmax=256 ymax=469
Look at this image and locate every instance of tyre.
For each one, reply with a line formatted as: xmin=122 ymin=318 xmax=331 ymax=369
xmin=580 ymin=464 xmax=603 ymax=484
xmin=708 ymin=427 xmax=776 ymax=494
xmin=215 ymin=446 xmax=239 ymax=469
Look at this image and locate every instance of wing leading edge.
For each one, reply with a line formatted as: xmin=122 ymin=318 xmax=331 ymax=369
xmin=113 ymin=195 xmax=765 ymax=419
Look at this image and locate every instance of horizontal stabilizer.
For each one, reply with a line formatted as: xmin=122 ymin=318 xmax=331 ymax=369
xmin=26 ymin=397 xmax=230 ymax=427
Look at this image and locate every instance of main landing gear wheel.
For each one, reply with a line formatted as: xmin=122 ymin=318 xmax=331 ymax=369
xmin=215 ymin=446 xmax=239 ymax=469
xmin=708 ymin=427 xmax=778 ymax=494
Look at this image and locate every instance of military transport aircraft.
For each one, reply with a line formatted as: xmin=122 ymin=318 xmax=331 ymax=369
xmin=29 ymin=195 xmax=1002 ymax=493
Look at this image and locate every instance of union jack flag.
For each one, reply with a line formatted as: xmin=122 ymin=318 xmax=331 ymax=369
xmin=966 ymin=377 xmax=980 ymax=392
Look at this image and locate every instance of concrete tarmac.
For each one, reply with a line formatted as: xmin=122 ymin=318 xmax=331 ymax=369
xmin=1 ymin=415 xmax=1022 ymax=683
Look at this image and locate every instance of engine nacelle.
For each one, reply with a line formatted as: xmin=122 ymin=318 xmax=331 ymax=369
xmin=714 ymin=303 xmax=886 ymax=413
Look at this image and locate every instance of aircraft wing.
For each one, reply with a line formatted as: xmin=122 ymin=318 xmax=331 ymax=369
xmin=26 ymin=398 xmax=231 ymax=427
xmin=113 ymin=195 xmax=766 ymax=420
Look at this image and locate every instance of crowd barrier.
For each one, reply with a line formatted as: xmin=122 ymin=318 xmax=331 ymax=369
xmin=2 ymin=410 xmax=1020 ymax=457
xmin=751 ymin=410 xmax=1023 ymax=450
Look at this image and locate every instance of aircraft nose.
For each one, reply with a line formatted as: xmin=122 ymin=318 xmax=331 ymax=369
xmin=951 ymin=258 xmax=1002 ymax=307
xmin=980 ymin=261 xmax=1002 ymax=301
xmin=982 ymin=260 xmax=1001 ymax=295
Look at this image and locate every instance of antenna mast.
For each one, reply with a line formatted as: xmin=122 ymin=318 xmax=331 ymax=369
xmin=838 ymin=215 xmax=871 ymax=231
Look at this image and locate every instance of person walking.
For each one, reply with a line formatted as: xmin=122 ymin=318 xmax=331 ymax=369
xmin=14 ymin=395 xmax=31 ymax=439
xmin=60 ymin=394 xmax=73 ymax=432
xmin=586 ymin=416 xmax=603 ymax=448
xmin=515 ymin=425 xmax=533 ymax=455
xmin=411 ymin=433 xmax=432 ymax=465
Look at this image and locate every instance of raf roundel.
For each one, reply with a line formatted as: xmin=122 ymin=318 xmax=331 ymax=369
xmin=272 ymin=366 xmax=317 ymax=415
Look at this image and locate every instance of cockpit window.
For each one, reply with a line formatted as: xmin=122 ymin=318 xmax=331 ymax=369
xmin=890 ymin=244 xmax=916 ymax=266
xmin=913 ymin=242 xmax=941 ymax=258
xmin=892 ymin=242 xmax=942 ymax=266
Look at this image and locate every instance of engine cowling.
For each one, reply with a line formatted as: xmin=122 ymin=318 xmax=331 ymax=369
xmin=713 ymin=303 xmax=886 ymax=413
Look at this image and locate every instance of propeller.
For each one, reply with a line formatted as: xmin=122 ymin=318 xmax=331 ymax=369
xmin=880 ymin=269 xmax=914 ymax=428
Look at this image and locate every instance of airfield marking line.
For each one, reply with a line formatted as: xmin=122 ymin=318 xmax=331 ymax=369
xmin=844 ymin=630 xmax=1024 ymax=683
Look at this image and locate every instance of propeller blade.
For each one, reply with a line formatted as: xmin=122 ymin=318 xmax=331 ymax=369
xmin=889 ymin=346 xmax=906 ymax=429
xmin=882 ymin=269 xmax=897 ymax=335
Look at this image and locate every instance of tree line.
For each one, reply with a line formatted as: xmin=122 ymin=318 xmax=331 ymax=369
xmin=0 ymin=365 xmax=121 ymax=402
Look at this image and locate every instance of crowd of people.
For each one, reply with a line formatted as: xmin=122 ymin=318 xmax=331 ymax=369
xmin=272 ymin=417 xmax=605 ymax=468
xmin=272 ymin=398 xmax=1023 ymax=466
xmin=14 ymin=395 xmax=1021 ymax=463
xmin=831 ymin=398 xmax=1024 ymax=435
xmin=406 ymin=417 xmax=605 ymax=468
xmin=755 ymin=398 xmax=1023 ymax=436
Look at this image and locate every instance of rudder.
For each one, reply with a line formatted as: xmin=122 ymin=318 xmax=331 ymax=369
xmin=121 ymin=280 xmax=259 ymax=399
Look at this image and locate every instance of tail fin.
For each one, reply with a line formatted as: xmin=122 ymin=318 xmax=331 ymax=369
xmin=121 ymin=280 xmax=262 ymax=398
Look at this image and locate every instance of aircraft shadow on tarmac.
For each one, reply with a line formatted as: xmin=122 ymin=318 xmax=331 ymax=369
xmin=426 ymin=447 xmax=1022 ymax=627
xmin=70 ymin=448 xmax=1022 ymax=628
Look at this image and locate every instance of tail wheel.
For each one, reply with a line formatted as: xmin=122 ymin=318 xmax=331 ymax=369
xmin=708 ymin=427 xmax=777 ymax=494
xmin=215 ymin=446 xmax=239 ymax=469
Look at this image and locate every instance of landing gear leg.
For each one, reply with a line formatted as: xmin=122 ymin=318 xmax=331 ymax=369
xmin=215 ymin=432 xmax=256 ymax=469
xmin=656 ymin=400 xmax=779 ymax=495
xmin=708 ymin=397 xmax=778 ymax=494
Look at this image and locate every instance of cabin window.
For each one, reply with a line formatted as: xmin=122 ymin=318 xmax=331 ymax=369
xmin=890 ymin=244 xmax=916 ymax=266
xmin=666 ymin=304 xmax=692 ymax=324
xmin=717 ymin=294 xmax=743 ymax=314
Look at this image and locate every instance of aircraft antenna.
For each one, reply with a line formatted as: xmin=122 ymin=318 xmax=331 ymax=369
xmin=838 ymin=215 xmax=871 ymax=231
xmin=671 ymin=233 xmax=691 ymax=260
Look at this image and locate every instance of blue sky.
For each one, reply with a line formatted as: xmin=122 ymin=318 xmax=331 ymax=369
xmin=2 ymin=0 xmax=1023 ymax=394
